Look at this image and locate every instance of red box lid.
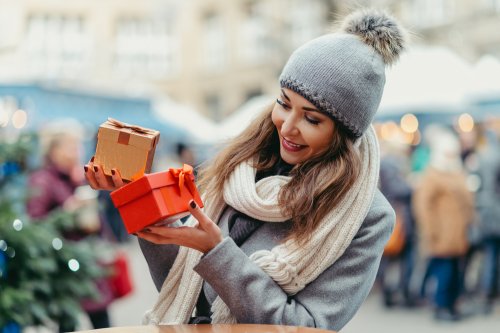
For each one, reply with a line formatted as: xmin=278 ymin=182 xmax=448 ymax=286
xmin=110 ymin=171 xmax=193 ymax=208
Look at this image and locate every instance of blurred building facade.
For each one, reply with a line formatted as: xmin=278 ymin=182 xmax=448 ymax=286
xmin=0 ymin=0 xmax=499 ymax=120
xmin=373 ymin=0 xmax=500 ymax=61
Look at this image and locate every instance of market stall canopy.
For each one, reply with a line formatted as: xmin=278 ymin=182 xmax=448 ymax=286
xmin=152 ymin=97 xmax=219 ymax=144
xmin=466 ymin=54 xmax=500 ymax=101
xmin=378 ymin=46 xmax=474 ymax=117
xmin=217 ymin=95 xmax=274 ymax=141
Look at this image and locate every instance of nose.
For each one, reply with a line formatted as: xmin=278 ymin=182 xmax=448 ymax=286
xmin=280 ymin=111 xmax=300 ymax=137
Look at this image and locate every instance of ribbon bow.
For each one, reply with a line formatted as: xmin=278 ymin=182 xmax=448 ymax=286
xmin=107 ymin=118 xmax=156 ymax=135
xmin=169 ymin=164 xmax=194 ymax=195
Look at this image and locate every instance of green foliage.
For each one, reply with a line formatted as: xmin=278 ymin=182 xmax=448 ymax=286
xmin=0 ymin=135 xmax=106 ymax=329
xmin=0 ymin=133 xmax=34 ymax=164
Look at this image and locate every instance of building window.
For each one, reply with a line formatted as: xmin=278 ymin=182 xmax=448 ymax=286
xmin=238 ymin=1 xmax=271 ymax=65
xmin=201 ymin=12 xmax=227 ymax=72
xmin=114 ymin=18 xmax=179 ymax=79
xmin=24 ymin=14 xmax=88 ymax=78
xmin=409 ymin=0 xmax=456 ymax=28
xmin=289 ymin=0 xmax=325 ymax=48
xmin=245 ymin=88 xmax=263 ymax=101
xmin=205 ymin=93 xmax=222 ymax=121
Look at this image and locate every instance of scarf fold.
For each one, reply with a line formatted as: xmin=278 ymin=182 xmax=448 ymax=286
xmin=143 ymin=126 xmax=380 ymax=325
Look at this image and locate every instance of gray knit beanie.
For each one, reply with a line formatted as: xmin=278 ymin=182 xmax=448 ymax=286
xmin=279 ymin=9 xmax=407 ymax=137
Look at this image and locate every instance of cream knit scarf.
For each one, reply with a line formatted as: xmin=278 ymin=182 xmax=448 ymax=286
xmin=143 ymin=126 xmax=380 ymax=325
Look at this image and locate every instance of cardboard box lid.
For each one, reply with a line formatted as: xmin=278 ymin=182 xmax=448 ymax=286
xmin=110 ymin=171 xmax=195 ymax=208
xmin=98 ymin=118 xmax=160 ymax=150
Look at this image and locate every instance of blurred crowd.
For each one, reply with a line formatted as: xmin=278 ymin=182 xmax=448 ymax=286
xmin=376 ymin=119 xmax=500 ymax=322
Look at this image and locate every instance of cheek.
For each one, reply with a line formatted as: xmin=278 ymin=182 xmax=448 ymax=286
xmin=271 ymin=107 xmax=281 ymax=130
xmin=307 ymin=127 xmax=334 ymax=153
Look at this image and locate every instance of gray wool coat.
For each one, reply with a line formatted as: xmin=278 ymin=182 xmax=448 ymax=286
xmin=138 ymin=189 xmax=394 ymax=331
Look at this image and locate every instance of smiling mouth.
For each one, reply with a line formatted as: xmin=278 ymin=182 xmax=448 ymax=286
xmin=282 ymin=137 xmax=306 ymax=152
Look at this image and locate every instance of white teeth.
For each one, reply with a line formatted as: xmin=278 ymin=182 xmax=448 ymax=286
xmin=285 ymin=139 xmax=301 ymax=148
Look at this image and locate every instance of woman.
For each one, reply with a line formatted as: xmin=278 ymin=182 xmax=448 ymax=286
xmin=27 ymin=124 xmax=114 ymax=332
xmin=85 ymin=9 xmax=406 ymax=331
xmin=412 ymin=127 xmax=475 ymax=321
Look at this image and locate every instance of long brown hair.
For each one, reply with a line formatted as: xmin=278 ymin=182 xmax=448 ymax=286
xmin=197 ymin=103 xmax=361 ymax=243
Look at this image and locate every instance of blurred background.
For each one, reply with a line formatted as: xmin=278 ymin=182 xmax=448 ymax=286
xmin=1 ymin=0 xmax=500 ymax=332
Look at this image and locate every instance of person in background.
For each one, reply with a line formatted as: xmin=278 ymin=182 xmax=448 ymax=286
xmin=378 ymin=139 xmax=417 ymax=308
xmin=85 ymin=9 xmax=406 ymax=331
xmin=26 ymin=122 xmax=113 ymax=332
xmin=475 ymin=127 xmax=500 ymax=314
xmin=412 ymin=127 xmax=475 ymax=321
xmin=176 ymin=142 xmax=197 ymax=168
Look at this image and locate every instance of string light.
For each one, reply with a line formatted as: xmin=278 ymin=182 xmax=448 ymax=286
xmin=11 ymin=109 xmax=28 ymax=129
xmin=68 ymin=259 xmax=80 ymax=272
xmin=12 ymin=219 xmax=23 ymax=231
xmin=458 ymin=113 xmax=474 ymax=132
xmin=400 ymin=113 xmax=419 ymax=133
xmin=52 ymin=238 xmax=63 ymax=251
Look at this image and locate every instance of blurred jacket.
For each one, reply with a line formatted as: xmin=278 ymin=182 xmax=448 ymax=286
xmin=412 ymin=128 xmax=475 ymax=257
xmin=475 ymin=133 xmax=500 ymax=238
xmin=413 ymin=167 xmax=475 ymax=256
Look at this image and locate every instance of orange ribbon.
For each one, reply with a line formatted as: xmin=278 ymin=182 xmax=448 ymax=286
xmin=107 ymin=118 xmax=157 ymax=135
xmin=169 ymin=164 xmax=194 ymax=195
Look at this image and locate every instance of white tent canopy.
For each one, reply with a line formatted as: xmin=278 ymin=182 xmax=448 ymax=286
xmin=152 ymin=97 xmax=219 ymax=144
xmin=379 ymin=46 xmax=474 ymax=116
xmin=466 ymin=54 xmax=500 ymax=101
xmin=217 ymin=95 xmax=274 ymax=141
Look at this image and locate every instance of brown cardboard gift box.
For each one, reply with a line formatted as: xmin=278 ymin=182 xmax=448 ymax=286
xmin=94 ymin=118 xmax=160 ymax=181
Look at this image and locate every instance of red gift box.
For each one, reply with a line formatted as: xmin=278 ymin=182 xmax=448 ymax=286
xmin=110 ymin=164 xmax=203 ymax=234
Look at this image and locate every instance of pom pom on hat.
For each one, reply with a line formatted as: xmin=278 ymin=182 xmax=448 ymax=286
xmin=341 ymin=9 xmax=407 ymax=65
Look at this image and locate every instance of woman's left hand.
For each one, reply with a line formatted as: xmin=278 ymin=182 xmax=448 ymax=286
xmin=136 ymin=200 xmax=223 ymax=254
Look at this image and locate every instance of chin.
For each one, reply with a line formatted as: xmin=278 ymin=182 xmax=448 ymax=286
xmin=279 ymin=149 xmax=302 ymax=165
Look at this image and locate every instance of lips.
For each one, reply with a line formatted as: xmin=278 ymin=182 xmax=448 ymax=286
xmin=282 ymin=137 xmax=306 ymax=152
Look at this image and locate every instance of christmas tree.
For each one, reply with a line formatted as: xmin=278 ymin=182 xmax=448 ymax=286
xmin=0 ymin=133 xmax=105 ymax=330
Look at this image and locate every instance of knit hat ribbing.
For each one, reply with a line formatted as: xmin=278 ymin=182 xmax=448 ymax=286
xmin=279 ymin=9 xmax=407 ymax=137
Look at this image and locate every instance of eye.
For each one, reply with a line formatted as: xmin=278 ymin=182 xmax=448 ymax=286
xmin=305 ymin=115 xmax=320 ymax=125
xmin=276 ymin=98 xmax=291 ymax=110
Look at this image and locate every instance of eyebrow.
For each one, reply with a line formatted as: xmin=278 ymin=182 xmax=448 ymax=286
xmin=281 ymin=89 xmax=290 ymax=101
xmin=303 ymin=106 xmax=320 ymax=112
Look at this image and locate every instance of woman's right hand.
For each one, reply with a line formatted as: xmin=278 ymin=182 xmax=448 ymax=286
xmin=84 ymin=156 xmax=125 ymax=191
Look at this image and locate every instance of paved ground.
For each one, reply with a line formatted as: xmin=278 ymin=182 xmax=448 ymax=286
xmin=95 ymin=240 xmax=500 ymax=332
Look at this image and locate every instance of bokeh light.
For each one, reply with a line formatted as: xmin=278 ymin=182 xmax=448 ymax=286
xmin=68 ymin=259 xmax=80 ymax=272
xmin=400 ymin=113 xmax=419 ymax=133
xmin=458 ymin=113 xmax=474 ymax=132
xmin=11 ymin=109 xmax=28 ymax=129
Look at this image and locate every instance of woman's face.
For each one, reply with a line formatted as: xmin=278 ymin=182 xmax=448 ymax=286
xmin=49 ymin=135 xmax=81 ymax=173
xmin=271 ymin=88 xmax=335 ymax=165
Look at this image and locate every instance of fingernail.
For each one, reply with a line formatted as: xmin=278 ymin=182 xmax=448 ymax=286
xmin=90 ymin=156 xmax=95 ymax=162
xmin=84 ymin=166 xmax=88 ymax=172
xmin=190 ymin=200 xmax=196 ymax=209
xmin=144 ymin=228 xmax=152 ymax=232
xmin=93 ymin=166 xmax=98 ymax=172
xmin=111 ymin=169 xmax=116 ymax=175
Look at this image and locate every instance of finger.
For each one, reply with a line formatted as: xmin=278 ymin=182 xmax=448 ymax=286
xmin=137 ymin=230 xmax=200 ymax=250
xmin=146 ymin=225 xmax=202 ymax=239
xmin=187 ymin=200 xmax=213 ymax=228
xmin=111 ymin=168 xmax=125 ymax=188
xmin=93 ymin=164 xmax=114 ymax=190
xmin=136 ymin=231 xmax=173 ymax=245
xmin=84 ymin=164 xmax=100 ymax=189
